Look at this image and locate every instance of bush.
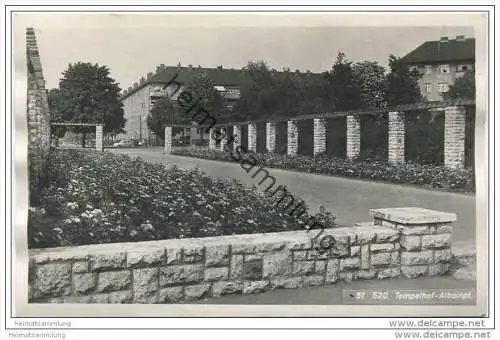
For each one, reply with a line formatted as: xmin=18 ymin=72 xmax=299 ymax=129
xmin=171 ymin=148 xmax=475 ymax=193
xmin=28 ymin=150 xmax=334 ymax=249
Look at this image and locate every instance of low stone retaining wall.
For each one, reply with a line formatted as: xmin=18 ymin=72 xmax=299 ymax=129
xmin=28 ymin=207 xmax=456 ymax=303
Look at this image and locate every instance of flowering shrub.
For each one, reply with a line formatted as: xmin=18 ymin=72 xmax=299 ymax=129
xmin=171 ymin=148 xmax=475 ymax=193
xmin=28 ymin=150 xmax=334 ymax=249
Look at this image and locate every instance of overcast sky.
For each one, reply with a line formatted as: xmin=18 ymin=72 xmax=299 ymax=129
xmin=13 ymin=13 xmax=476 ymax=90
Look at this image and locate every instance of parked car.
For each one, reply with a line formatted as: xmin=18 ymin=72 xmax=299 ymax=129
xmin=112 ymin=140 xmax=135 ymax=148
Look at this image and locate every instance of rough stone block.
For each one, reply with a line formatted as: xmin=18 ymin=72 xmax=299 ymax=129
xmin=428 ymin=263 xmax=450 ymax=276
xmin=205 ymin=245 xmax=229 ymax=267
xmin=133 ymin=268 xmax=159 ymax=303
xmin=375 ymin=229 xmax=400 ymax=243
xmin=159 ymin=264 xmax=204 ymax=286
xmin=127 ymin=248 xmax=166 ymax=268
xmin=302 ymin=275 xmax=325 ymax=287
xmin=256 ymin=241 xmax=287 ymax=253
xmin=292 ymin=261 xmax=315 ymax=275
xmin=370 ymin=252 xmax=392 ymax=267
xmin=212 ymin=281 xmax=243 ymax=296
xmin=356 ymin=229 xmax=377 ymax=245
xmin=245 ymin=254 xmax=263 ymax=262
xmin=270 ymin=277 xmax=303 ymax=289
xmin=185 ymin=284 xmax=211 ymax=301
xmin=90 ymin=293 xmax=110 ymax=303
xmin=293 ymin=250 xmax=308 ymax=261
xmin=73 ymin=273 xmax=96 ymax=295
xmin=242 ymin=259 xmax=263 ymax=280
xmin=97 ymin=270 xmax=132 ymax=293
xmin=325 ymin=259 xmax=340 ymax=284
xmin=339 ymin=272 xmax=353 ymax=283
xmin=353 ymin=270 xmax=377 ymax=280
xmin=72 ymin=261 xmax=89 ymax=273
xmin=401 ymin=250 xmax=434 ymax=266
xmin=263 ymin=251 xmax=292 ymax=278
xmin=360 ymin=244 xmax=370 ymax=270
xmin=377 ymin=267 xmax=401 ymax=279
xmin=158 ymin=287 xmax=184 ymax=303
xmin=315 ymin=261 xmax=327 ymax=273
xmin=33 ymin=263 xmax=72 ymax=298
xmin=340 ymin=257 xmax=361 ymax=270
xmin=90 ymin=252 xmax=127 ymax=271
xmin=421 ymin=234 xmax=452 ymax=249
xmin=401 ymin=265 xmax=428 ymax=278
xmin=350 ymin=246 xmax=360 ymax=257
xmin=400 ymin=235 xmax=421 ymax=251
xmin=230 ymin=255 xmax=244 ymax=279
xmin=166 ymin=247 xmax=183 ymax=265
xmin=370 ymin=243 xmax=395 ymax=253
xmin=307 ymin=249 xmax=330 ymax=260
xmin=434 ymin=248 xmax=453 ymax=263
xmin=433 ymin=223 xmax=453 ymax=234
xmin=243 ymin=280 xmax=269 ymax=294
xmin=183 ymin=245 xmax=204 ymax=263
xmin=391 ymin=251 xmax=401 ymax=266
xmin=370 ymin=208 xmax=457 ymax=225
xmin=108 ymin=290 xmax=133 ymax=303
xmin=399 ymin=226 xmax=431 ymax=236
xmin=205 ymin=267 xmax=229 ymax=281
xmin=330 ymin=240 xmax=350 ymax=258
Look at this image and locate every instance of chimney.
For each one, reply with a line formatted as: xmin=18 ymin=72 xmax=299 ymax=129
xmin=456 ymin=35 xmax=465 ymax=42
xmin=440 ymin=36 xmax=449 ymax=42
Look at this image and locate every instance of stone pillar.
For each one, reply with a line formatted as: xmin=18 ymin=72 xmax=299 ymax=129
xmin=444 ymin=106 xmax=466 ymax=169
xmin=265 ymin=122 xmax=277 ymax=153
xmin=388 ymin=111 xmax=405 ymax=165
xmin=95 ymin=125 xmax=103 ymax=151
xmin=164 ymin=126 xmax=172 ymax=154
xmin=313 ymin=118 xmax=327 ymax=156
xmin=190 ymin=127 xmax=196 ymax=146
xmin=287 ymin=120 xmax=299 ymax=156
xmin=346 ymin=115 xmax=360 ymax=159
xmin=209 ymin=128 xmax=216 ymax=150
xmin=219 ymin=127 xmax=227 ymax=151
xmin=248 ymin=123 xmax=257 ymax=152
xmin=370 ymin=207 xmax=456 ymax=278
xmin=233 ymin=125 xmax=242 ymax=152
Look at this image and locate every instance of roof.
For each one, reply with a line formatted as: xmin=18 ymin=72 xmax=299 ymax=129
xmin=401 ymin=38 xmax=475 ymax=64
xmin=120 ymin=65 xmax=325 ymax=100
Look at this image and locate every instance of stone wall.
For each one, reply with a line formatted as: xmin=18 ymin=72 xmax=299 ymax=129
xmin=27 ymin=27 xmax=51 ymax=186
xmin=28 ymin=208 xmax=456 ymax=304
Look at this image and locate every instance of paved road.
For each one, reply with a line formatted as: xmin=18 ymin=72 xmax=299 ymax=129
xmin=112 ymin=148 xmax=476 ymax=242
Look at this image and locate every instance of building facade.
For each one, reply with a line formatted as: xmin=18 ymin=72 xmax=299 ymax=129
xmin=119 ymin=65 xmax=247 ymax=143
xmin=401 ymin=35 xmax=475 ymax=101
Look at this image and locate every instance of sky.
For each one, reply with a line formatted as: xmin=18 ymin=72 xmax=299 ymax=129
xmin=13 ymin=13 xmax=477 ymax=90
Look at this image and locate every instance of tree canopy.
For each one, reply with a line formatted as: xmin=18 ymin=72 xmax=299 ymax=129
xmin=444 ymin=69 xmax=475 ymax=100
xmin=52 ymin=62 xmax=126 ymax=135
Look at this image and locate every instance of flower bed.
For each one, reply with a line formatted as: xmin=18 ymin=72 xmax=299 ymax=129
xmin=29 ymin=150 xmax=334 ymax=249
xmin=171 ymin=148 xmax=475 ymax=193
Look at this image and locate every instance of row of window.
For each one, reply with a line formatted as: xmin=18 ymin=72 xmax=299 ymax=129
xmin=415 ymin=64 xmax=471 ymax=75
xmin=424 ymin=82 xmax=449 ymax=93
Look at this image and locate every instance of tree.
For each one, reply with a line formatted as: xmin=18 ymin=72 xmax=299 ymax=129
xmin=56 ymin=62 xmax=126 ymax=146
xmin=444 ymin=69 xmax=475 ymax=100
xmin=352 ymin=61 xmax=387 ymax=109
xmin=47 ymin=88 xmax=66 ymax=141
xmin=146 ymin=97 xmax=179 ymax=139
xmin=384 ymin=54 xmax=422 ymax=106
xmin=326 ymin=52 xmax=362 ymax=111
xmin=183 ymin=72 xmax=228 ymax=123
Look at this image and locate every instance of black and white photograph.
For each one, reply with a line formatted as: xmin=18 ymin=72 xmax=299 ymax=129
xmin=3 ymin=5 xmax=496 ymax=339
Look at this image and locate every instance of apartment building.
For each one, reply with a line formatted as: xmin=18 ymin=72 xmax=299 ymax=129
xmin=401 ymin=35 xmax=475 ymax=101
xmin=119 ymin=65 xmax=248 ymax=143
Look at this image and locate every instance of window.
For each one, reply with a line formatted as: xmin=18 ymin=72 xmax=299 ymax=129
xmin=437 ymin=83 xmax=449 ymax=93
xmin=440 ymin=64 xmax=450 ymax=73
xmin=456 ymin=65 xmax=468 ymax=72
xmin=424 ymin=83 xmax=432 ymax=93
xmin=424 ymin=65 xmax=433 ymax=74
